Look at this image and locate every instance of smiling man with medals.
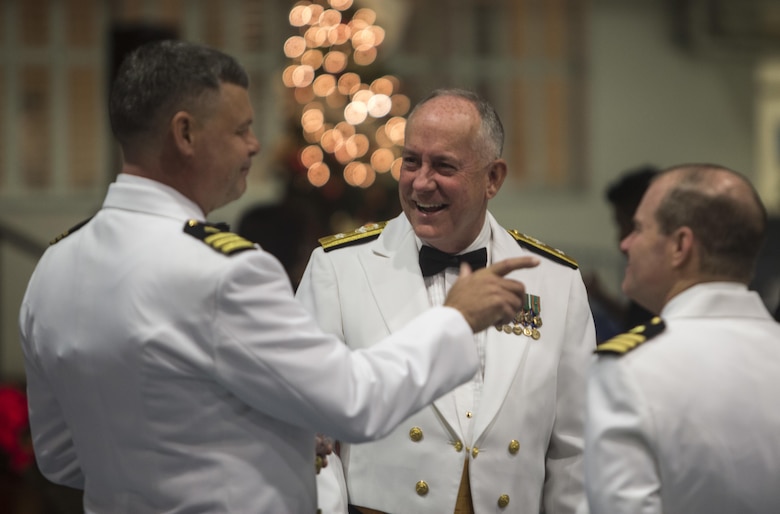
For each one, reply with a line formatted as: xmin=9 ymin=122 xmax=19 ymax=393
xmin=298 ymin=89 xmax=596 ymax=514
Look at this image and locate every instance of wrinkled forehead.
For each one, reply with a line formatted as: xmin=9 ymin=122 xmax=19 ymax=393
xmin=406 ymin=100 xmax=483 ymax=153
xmin=409 ymin=95 xmax=479 ymax=126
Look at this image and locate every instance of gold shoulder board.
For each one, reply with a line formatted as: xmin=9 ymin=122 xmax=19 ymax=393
xmin=595 ymin=316 xmax=665 ymax=356
xmin=183 ymin=219 xmax=256 ymax=256
xmin=319 ymin=221 xmax=387 ymax=252
xmin=50 ymin=216 xmax=93 ymax=245
xmin=507 ymin=230 xmax=578 ymax=269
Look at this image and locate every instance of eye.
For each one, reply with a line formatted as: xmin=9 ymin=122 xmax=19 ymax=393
xmin=401 ymin=156 xmax=420 ymax=170
xmin=435 ymin=162 xmax=457 ymax=174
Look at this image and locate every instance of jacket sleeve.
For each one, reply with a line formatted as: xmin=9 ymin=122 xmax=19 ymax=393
xmin=19 ymin=303 xmax=85 ymax=489
xmin=543 ymin=269 xmax=596 ymax=514
xmin=583 ymin=355 xmax=662 ymax=514
xmin=211 ymin=249 xmax=479 ymax=443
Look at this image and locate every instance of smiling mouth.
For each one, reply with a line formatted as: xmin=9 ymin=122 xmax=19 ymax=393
xmin=415 ymin=201 xmax=447 ymax=213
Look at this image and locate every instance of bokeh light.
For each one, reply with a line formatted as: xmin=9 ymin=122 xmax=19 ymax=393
xmin=308 ymin=162 xmax=330 ymax=187
xmin=301 ymin=145 xmax=324 ymax=168
xmin=284 ymin=2 xmax=408 ymax=188
xmin=284 ymin=36 xmax=307 ymax=58
xmin=370 ymin=148 xmax=395 ymax=172
xmin=329 ymin=0 xmax=354 ymax=11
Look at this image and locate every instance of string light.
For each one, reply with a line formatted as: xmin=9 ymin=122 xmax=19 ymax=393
xmin=283 ymin=0 xmax=410 ymax=188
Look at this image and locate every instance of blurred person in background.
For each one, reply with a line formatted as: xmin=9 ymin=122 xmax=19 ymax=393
xmin=585 ymin=165 xmax=658 ymax=341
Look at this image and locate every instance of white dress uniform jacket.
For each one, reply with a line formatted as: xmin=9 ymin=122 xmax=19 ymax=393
xmin=297 ymin=212 xmax=596 ymax=514
xmin=584 ymin=282 xmax=780 ymax=514
xmin=18 ymin=174 xmax=482 ymax=514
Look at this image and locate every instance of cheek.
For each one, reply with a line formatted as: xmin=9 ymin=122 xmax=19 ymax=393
xmin=637 ymin=243 xmax=664 ymax=273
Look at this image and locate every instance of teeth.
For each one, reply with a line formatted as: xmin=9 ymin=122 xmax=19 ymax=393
xmin=416 ymin=202 xmax=443 ymax=209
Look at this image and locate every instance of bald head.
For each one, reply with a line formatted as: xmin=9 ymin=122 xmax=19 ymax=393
xmin=654 ymin=164 xmax=767 ymax=282
xmin=408 ymin=88 xmax=504 ymax=163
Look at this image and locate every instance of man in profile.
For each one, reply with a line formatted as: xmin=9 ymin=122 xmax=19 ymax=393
xmin=585 ymin=163 xmax=780 ymax=513
xmin=18 ymin=41 xmax=537 ymax=513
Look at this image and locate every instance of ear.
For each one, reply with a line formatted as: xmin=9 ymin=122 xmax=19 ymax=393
xmin=486 ymin=159 xmax=507 ymax=199
xmin=171 ymin=111 xmax=196 ymax=157
xmin=669 ymin=226 xmax=695 ymax=269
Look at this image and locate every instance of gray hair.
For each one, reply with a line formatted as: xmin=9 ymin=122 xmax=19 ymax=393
xmin=109 ymin=40 xmax=249 ymax=147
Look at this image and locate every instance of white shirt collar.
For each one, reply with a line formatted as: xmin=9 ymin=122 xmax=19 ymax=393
xmin=661 ymin=282 xmax=748 ymax=318
xmin=109 ymin=173 xmax=206 ymax=221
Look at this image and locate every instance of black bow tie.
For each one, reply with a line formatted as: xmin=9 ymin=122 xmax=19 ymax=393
xmin=419 ymin=246 xmax=487 ymax=277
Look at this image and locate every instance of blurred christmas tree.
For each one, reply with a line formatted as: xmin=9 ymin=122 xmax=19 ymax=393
xmin=280 ymin=0 xmax=410 ymax=233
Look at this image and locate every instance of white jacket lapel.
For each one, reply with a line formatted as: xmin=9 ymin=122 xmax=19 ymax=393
xmin=357 ymin=216 xmax=431 ymax=334
xmin=474 ymin=215 xmax=534 ymax=441
xmin=358 ymin=215 xmax=461 ymax=430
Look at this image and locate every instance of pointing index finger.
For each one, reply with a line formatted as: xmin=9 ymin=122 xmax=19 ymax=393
xmin=487 ymin=256 xmax=540 ymax=277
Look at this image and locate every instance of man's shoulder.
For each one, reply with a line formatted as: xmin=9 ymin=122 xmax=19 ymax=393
xmin=49 ymin=216 xmax=94 ymax=245
xmin=318 ymin=221 xmax=388 ymax=253
xmin=505 ymin=230 xmax=579 ymax=270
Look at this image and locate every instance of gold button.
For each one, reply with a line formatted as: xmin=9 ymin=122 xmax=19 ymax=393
xmin=465 ymin=411 xmax=473 ymax=418
xmin=471 ymin=447 xmax=479 ymax=458
xmin=415 ymin=480 xmax=429 ymax=496
xmin=409 ymin=426 xmax=423 ymax=442
xmin=497 ymin=494 xmax=510 ymax=508
xmin=453 ymin=441 xmax=464 ymax=452
xmin=508 ymin=440 xmax=520 ymax=454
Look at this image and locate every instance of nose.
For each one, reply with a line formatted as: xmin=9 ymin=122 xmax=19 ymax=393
xmin=248 ymin=130 xmax=260 ymax=156
xmin=412 ymin=165 xmax=436 ymax=192
xmin=619 ymin=233 xmax=631 ymax=255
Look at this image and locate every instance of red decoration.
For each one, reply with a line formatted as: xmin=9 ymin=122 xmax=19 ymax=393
xmin=0 ymin=385 xmax=33 ymax=475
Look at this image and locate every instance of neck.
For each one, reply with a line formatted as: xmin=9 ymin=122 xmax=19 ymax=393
xmin=120 ymin=162 xmax=210 ymax=215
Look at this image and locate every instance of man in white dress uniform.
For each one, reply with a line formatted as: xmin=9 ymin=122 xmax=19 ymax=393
xmin=18 ymin=42 xmax=538 ymax=513
xmin=298 ymin=89 xmax=596 ymax=514
xmin=584 ymin=163 xmax=780 ymax=513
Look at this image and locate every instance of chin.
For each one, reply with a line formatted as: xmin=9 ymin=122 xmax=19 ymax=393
xmin=234 ymin=181 xmax=248 ymax=200
xmin=620 ymin=279 xmax=633 ymax=299
xmin=413 ymin=227 xmax=440 ymax=243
